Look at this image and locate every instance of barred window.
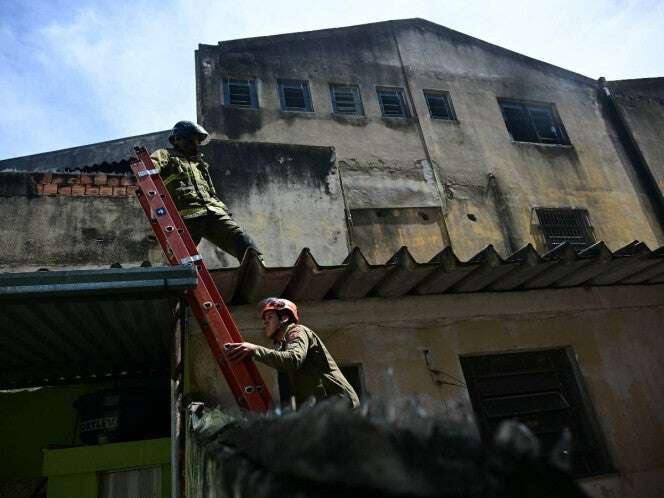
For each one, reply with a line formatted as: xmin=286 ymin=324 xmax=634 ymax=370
xmin=499 ymin=99 xmax=570 ymax=145
xmin=461 ymin=348 xmax=612 ymax=477
xmin=223 ymin=78 xmax=258 ymax=108
xmin=330 ymin=84 xmax=363 ymax=115
xmin=377 ymin=87 xmax=409 ymax=117
xmin=278 ymin=79 xmax=313 ymax=112
xmin=535 ymin=208 xmax=595 ymax=251
xmin=424 ymin=90 xmax=456 ymax=120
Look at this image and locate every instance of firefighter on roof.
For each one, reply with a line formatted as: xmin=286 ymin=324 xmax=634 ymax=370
xmin=150 ymin=120 xmax=261 ymax=262
xmin=225 ymin=298 xmax=360 ymax=408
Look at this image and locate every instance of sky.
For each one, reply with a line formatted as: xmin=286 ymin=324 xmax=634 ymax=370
xmin=1 ymin=0 xmax=663 ymax=160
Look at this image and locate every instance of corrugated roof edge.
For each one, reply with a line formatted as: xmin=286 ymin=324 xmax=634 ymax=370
xmin=209 ymin=241 xmax=664 ymax=304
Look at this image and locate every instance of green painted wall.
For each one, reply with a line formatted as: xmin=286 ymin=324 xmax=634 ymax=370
xmin=0 ymin=380 xmax=172 ymax=497
xmin=0 ymin=384 xmax=107 ymax=481
xmin=42 ymin=438 xmax=171 ymax=498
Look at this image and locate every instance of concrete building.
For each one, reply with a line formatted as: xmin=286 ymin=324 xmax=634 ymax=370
xmin=196 ymin=19 xmax=664 ymax=263
xmin=0 ymin=18 xmax=663 ymax=498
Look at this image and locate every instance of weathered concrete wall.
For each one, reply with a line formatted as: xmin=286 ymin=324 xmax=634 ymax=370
xmin=201 ymin=140 xmax=348 ymax=267
xmin=607 ymin=78 xmax=664 ymax=199
xmin=198 ymin=20 xmax=664 ymax=261
xmin=0 ymin=139 xmax=348 ymax=271
xmin=186 ymin=284 xmax=664 ymax=498
xmin=0 ymin=175 xmax=159 ymax=272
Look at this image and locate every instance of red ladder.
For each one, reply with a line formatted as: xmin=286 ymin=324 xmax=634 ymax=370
xmin=131 ymin=146 xmax=272 ymax=412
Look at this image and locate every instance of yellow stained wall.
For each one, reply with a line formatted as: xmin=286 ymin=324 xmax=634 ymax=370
xmin=186 ymin=284 xmax=664 ymax=498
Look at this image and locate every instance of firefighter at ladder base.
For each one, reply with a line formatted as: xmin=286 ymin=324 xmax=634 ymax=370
xmin=151 ymin=121 xmax=262 ymax=262
xmin=225 ymin=298 xmax=360 ymax=409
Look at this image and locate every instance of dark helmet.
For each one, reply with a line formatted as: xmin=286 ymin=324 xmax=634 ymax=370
xmin=168 ymin=121 xmax=209 ymax=145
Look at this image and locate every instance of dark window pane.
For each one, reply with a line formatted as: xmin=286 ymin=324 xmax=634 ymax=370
xmin=499 ymin=99 xmax=569 ymax=145
xmin=378 ymin=88 xmax=408 ymax=117
xmin=331 ymin=85 xmax=362 ymax=114
xmin=279 ymin=80 xmax=313 ymax=112
xmin=223 ymin=78 xmax=257 ymax=108
xmin=529 ymin=106 xmax=559 ymax=142
xmin=424 ymin=91 xmax=455 ymax=120
xmin=501 ymin=102 xmax=537 ymax=142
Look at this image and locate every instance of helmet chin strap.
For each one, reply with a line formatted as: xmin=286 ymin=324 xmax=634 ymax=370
xmin=269 ymin=318 xmax=290 ymax=341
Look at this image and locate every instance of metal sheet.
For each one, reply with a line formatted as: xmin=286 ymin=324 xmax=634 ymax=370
xmin=0 ymin=266 xmax=196 ymax=389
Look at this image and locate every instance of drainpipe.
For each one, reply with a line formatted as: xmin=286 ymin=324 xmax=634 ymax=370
xmin=171 ymin=299 xmax=187 ymax=498
xmin=598 ymin=77 xmax=664 ymax=234
xmin=390 ymin=22 xmax=452 ymax=249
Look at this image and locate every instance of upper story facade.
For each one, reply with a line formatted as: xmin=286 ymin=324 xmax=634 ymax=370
xmin=196 ymin=19 xmax=664 ymax=262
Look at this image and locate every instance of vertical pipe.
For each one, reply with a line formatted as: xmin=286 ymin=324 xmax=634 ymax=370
xmin=390 ymin=21 xmax=452 ymax=249
xmin=170 ymin=299 xmax=186 ymax=498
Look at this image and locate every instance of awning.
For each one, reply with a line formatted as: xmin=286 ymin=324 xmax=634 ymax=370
xmin=0 ymin=266 xmax=197 ymax=389
xmin=211 ymin=241 xmax=664 ymax=304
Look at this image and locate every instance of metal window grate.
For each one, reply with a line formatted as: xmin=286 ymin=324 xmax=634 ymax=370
xmin=424 ymin=90 xmax=456 ymax=120
xmin=330 ymin=84 xmax=363 ymax=114
xmin=278 ymin=80 xmax=313 ymax=112
xmin=377 ymin=88 xmax=409 ymax=117
xmin=498 ymin=99 xmax=569 ymax=145
xmin=223 ymin=78 xmax=258 ymax=108
xmin=461 ymin=349 xmax=612 ymax=477
xmin=535 ymin=208 xmax=595 ymax=250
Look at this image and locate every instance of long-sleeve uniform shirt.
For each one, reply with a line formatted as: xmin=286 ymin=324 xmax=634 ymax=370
xmin=254 ymin=324 xmax=360 ymax=408
xmin=151 ymin=148 xmax=229 ymax=219
xmin=150 ymin=148 xmax=257 ymax=261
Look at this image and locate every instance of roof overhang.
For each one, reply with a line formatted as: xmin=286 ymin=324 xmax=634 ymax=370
xmin=0 ymin=266 xmax=197 ymax=389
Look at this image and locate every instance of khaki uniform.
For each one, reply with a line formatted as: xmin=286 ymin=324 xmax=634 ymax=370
xmin=254 ymin=323 xmax=360 ymax=408
xmin=150 ymin=148 xmax=258 ymax=261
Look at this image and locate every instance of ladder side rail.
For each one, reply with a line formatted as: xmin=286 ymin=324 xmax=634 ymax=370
xmin=132 ymin=148 xmax=246 ymax=345
xmin=131 ymin=148 xmax=272 ymax=411
xmin=132 ymin=160 xmax=264 ymax=410
xmin=134 ymin=148 xmax=201 ymax=260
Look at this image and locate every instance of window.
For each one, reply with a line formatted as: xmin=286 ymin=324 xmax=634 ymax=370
xmin=535 ymin=208 xmax=595 ymax=251
xmin=424 ymin=90 xmax=456 ymax=120
xmin=223 ymin=78 xmax=258 ymax=108
xmin=330 ymin=84 xmax=363 ymax=115
xmin=377 ymin=87 xmax=409 ymax=117
xmin=277 ymin=364 xmax=365 ymax=407
xmin=100 ymin=466 xmax=161 ymax=498
xmin=460 ymin=348 xmax=611 ymax=477
xmin=278 ymin=79 xmax=313 ymax=112
xmin=498 ymin=99 xmax=570 ymax=145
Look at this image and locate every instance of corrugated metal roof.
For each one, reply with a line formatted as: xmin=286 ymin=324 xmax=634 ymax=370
xmin=0 ymin=266 xmax=197 ymax=389
xmin=0 ymin=131 xmax=170 ymax=173
xmin=211 ymin=241 xmax=664 ymax=304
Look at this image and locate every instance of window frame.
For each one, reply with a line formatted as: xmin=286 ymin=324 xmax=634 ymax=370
xmin=460 ymin=347 xmax=613 ymax=478
xmin=330 ymin=83 xmax=364 ymax=115
xmin=498 ymin=98 xmax=570 ymax=145
xmin=222 ymin=77 xmax=258 ymax=109
xmin=277 ymin=79 xmax=314 ymax=112
xmin=534 ymin=207 xmax=595 ymax=251
xmin=423 ymin=89 xmax=457 ymax=121
xmin=376 ymin=86 xmax=410 ymax=118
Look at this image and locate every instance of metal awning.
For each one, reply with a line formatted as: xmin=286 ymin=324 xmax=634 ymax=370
xmin=211 ymin=240 xmax=664 ymax=304
xmin=0 ymin=266 xmax=197 ymax=389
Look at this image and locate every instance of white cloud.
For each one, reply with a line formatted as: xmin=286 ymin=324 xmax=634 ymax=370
xmin=0 ymin=0 xmax=662 ymax=159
